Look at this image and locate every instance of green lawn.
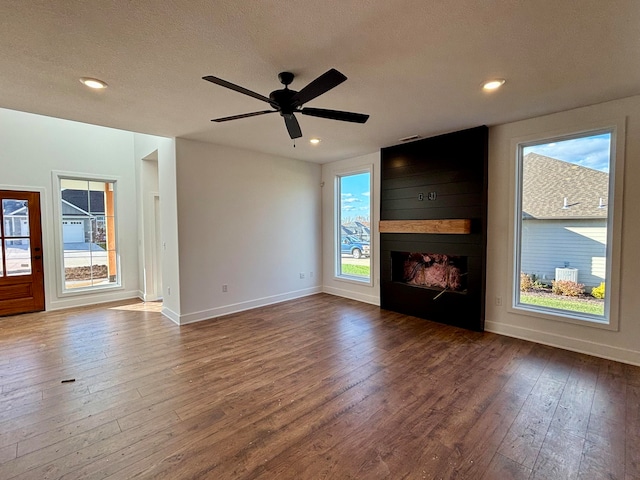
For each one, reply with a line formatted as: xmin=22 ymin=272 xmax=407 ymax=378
xmin=341 ymin=264 xmax=371 ymax=277
xmin=520 ymin=293 xmax=604 ymax=316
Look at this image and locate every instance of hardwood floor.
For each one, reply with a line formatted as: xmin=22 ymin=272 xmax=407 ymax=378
xmin=0 ymin=293 xmax=638 ymax=479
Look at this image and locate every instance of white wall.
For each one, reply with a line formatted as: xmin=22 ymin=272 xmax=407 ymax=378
xmin=0 ymin=108 xmax=140 ymax=310
xmin=157 ymin=137 xmax=180 ymax=320
xmin=172 ymin=138 xmax=322 ymax=324
xmin=486 ymin=95 xmax=640 ymax=365
xmin=321 ymin=152 xmax=381 ymax=305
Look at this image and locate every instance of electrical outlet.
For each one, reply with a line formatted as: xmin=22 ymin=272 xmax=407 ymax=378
xmin=310 ymin=271 xmax=313 ymax=278
xmin=222 ymin=284 xmax=228 ymax=293
xmin=299 ymin=273 xmax=305 ymax=279
xmin=167 ymin=287 xmax=171 ymax=296
xmin=495 ymin=296 xmax=502 ymax=306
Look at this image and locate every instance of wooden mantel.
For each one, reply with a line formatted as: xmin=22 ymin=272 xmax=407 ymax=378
xmin=379 ymin=219 xmax=471 ymax=234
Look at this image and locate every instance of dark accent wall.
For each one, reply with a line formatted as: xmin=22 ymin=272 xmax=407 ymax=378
xmin=380 ymin=126 xmax=488 ymax=331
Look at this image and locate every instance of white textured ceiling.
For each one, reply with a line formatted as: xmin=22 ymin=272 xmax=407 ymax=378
xmin=1 ymin=1 xmax=639 ymax=163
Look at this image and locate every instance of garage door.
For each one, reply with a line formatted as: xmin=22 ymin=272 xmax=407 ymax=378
xmin=62 ymin=220 xmax=84 ymax=243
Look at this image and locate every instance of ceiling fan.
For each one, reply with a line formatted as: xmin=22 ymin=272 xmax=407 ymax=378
xmin=202 ymin=68 xmax=369 ymax=139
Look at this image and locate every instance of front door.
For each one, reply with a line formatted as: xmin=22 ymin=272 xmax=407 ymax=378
xmin=0 ymin=190 xmax=45 ymax=316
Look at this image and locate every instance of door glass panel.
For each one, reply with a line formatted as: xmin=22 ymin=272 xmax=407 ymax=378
xmin=5 ymin=239 xmax=31 ymax=276
xmin=2 ymin=199 xmax=30 ymax=237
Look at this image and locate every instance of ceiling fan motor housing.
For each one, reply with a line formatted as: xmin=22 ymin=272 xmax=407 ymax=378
xmin=269 ymin=88 xmax=298 ymax=114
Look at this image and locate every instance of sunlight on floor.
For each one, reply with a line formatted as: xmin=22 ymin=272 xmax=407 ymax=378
xmin=109 ymin=301 xmax=163 ymax=313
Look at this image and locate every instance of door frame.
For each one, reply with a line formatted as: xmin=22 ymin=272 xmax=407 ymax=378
xmin=0 ymin=188 xmax=46 ymax=315
xmin=0 ymin=184 xmax=50 ymax=312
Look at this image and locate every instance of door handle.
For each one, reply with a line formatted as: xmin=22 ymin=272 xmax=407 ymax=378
xmin=34 ymin=255 xmax=42 ymax=260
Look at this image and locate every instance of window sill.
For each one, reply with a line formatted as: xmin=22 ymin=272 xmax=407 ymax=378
xmin=509 ymin=302 xmax=617 ymax=331
xmin=60 ymin=282 xmax=123 ymax=297
xmin=334 ymin=275 xmax=373 ymax=287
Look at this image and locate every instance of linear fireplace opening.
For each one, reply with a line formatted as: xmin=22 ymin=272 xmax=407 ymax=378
xmin=391 ymin=251 xmax=468 ymax=294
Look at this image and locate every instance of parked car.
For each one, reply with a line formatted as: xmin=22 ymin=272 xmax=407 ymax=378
xmin=341 ymin=235 xmax=370 ymax=259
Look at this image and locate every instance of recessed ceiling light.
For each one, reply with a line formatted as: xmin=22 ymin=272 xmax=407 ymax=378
xmin=309 ymin=138 xmax=321 ymax=145
xmin=79 ymin=77 xmax=108 ymax=89
xmin=482 ymin=79 xmax=505 ymax=91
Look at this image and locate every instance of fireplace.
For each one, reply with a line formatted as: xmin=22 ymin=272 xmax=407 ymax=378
xmin=391 ymin=251 xmax=468 ymax=294
xmin=380 ymin=126 xmax=488 ymax=331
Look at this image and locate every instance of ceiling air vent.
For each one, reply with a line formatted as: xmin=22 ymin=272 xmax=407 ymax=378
xmin=399 ymin=134 xmax=421 ymax=142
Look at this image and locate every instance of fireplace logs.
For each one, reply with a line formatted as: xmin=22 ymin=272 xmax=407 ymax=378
xmin=397 ymin=252 xmax=467 ymax=293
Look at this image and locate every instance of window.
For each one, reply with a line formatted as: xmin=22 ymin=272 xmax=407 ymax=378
xmin=56 ymin=175 xmax=120 ymax=292
xmin=336 ymin=170 xmax=372 ymax=283
xmin=514 ymin=128 xmax=621 ymax=326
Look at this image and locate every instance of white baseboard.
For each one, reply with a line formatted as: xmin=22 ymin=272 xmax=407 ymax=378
xmin=322 ymin=286 xmax=380 ymax=306
xmin=161 ymin=306 xmax=181 ymax=325
xmin=485 ymin=320 xmax=640 ymax=367
xmin=176 ymin=287 xmax=323 ymax=325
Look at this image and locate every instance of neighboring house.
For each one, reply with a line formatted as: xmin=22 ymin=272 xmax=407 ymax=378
xmin=521 ymin=153 xmax=609 ymax=287
xmin=2 ymin=200 xmax=28 ymax=243
xmin=61 ymin=190 xmax=106 ymax=246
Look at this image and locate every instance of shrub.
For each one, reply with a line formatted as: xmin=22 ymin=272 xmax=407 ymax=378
xmin=552 ymin=280 xmax=585 ymax=297
xmin=520 ymin=272 xmax=533 ymax=291
xmin=591 ymin=282 xmax=606 ymax=299
xmin=532 ymin=279 xmax=547 ymax=290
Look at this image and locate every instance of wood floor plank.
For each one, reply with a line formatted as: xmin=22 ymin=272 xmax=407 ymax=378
xmin=627 ymin=385 xmax=640 ymax=437
xmin=0 ymin=386 xmax=141 ymax=450
xmin=579 ymin=438 xmax=625 ymax=480
xmin=0 ymin=444 xmax=17 ymax=465
xmin=0 ymin=294 xmax=638 ymax=479
xmin=550 ymin=359 xmax=598 ymax=439
xmin=497 ymin=376 xmax=566 ymax=469
xmin=12 ymin=411 xmax=182 ymax=480
xmin=482 ymin=452 xmax=533 ymax=480
xmin=531 ymin=427 xmax=584 ymax=480
xmin=0 ymin=420 xmax=122 ymax=478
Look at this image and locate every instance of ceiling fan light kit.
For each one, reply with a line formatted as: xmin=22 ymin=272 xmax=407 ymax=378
xmin=203 ymin=68 xmax=369 ymax=139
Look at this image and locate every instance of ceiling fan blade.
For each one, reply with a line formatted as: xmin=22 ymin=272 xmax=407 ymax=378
xmin=301 ymin=107 xmax=369 ymax=123
xmin=292 ymin=68 xmax=347 ymax=106
xmin=203 ymin=76 xmax=271 ymax=103
xmin=211 ymin=110 xmax=276 ymax=122
xmin=284 ymin=114 xmax=302 ymax=139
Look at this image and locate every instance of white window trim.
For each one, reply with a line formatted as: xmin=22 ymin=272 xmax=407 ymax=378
xmin=52 ymin=171 xmax=123 ymax=297
xmin=334 ymin=165 xmax=373 ymax=286
xmin=507 ymin=119 xmax=625 ymax=331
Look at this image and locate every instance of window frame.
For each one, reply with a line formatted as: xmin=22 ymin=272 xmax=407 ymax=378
xmin=508 ymin=120 xmax=625 ymax=330
xmin=334 ymin=166 xmax=373 ymax=285
xmin=52 ymin=171 xmax=123 ymax=296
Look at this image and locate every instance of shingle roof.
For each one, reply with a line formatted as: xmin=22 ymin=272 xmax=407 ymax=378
xmin=61 ymin=190 xmax=105 ymax=214
xmin=522 ymin=153 xmax=609 ymax=219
